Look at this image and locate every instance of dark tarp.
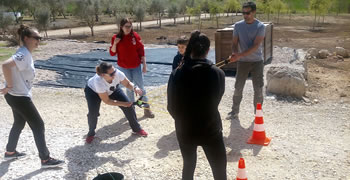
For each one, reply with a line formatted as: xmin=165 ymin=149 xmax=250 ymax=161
xmin=34 ymin=48 xmax=215 ymax=88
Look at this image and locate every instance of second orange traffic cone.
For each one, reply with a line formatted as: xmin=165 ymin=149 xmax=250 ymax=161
xmin=247 ymin=103 xmax=271 ymax=146
xmin=236 ymin=158 xmax=247 ymax=180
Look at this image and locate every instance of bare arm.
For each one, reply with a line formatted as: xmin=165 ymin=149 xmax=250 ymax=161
xmin=0 ymin=58 xmax=16 ymax=94
xmin=232 ymin=36 xmax=239 ymax=54
xmin=120 ymin=78 xmax=143 ymax=96
xmin=110 ymin=37 xmax=120 ymax=54
xmin=98 ymin=92 xmax=132 ymax=107
xmin=230 ymin=36 xmax=264 ymax=62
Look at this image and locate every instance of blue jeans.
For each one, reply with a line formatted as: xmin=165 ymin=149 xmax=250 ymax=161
xmin=84 ymin=85 xmax=142 ymax=136
xmin=117 ymin=65 xmax=149 ymax=107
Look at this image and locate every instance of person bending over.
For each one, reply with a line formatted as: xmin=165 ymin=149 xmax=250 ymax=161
xmin=84 ymin=62 xmax=148 ymax=144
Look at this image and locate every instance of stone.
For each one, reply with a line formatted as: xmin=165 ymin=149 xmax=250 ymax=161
xmin=266 ymin=64 xmax=307 ymax=98
xmin=335 ymin=47 xmax=349 ymax=58
xmin=307 ymin=48 xmax=318 ymax=57
xmin=318 ymin=49 xmax=330 ymax=59
xmin=340 ymin=93 xmax=347 ymax=97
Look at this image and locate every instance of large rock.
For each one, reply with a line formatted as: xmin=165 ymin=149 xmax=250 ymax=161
xmin=266 ymin=64 xmax=307 ymax=98
xmin=335 ymin=47 xmax=349 ymax=58
xmin=307 ymin=48 xmax=318 ymax=58
xmin=318 ymin=49 xmax=330 ymax=59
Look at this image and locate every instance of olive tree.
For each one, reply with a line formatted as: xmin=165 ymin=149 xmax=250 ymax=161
xmin=34 ymin=7 xmax=51 ymax=38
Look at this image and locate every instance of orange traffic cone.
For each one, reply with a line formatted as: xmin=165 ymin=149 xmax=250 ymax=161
xmin=247 ymin=103 xmax=271 ymax=146
xmin=236 ymin=158 xmax=247 ymax=180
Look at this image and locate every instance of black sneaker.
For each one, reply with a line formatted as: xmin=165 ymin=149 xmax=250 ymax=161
xmin=4 ymin=151 xmax=26 ymax=160
xmin=41 ymin=157 xmax=64 ymax=169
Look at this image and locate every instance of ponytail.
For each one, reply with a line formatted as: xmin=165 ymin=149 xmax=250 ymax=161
xmin=96 ymin=62 xmax=113 ymax=76
xmin=182 ymin=30 xmax=210 ymax=62
xmin=17 ymin=24 xmax=36 ymax=43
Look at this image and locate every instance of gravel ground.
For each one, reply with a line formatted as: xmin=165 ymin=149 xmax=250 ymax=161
xmin=0 ymin=40 xmax=349 ymax=180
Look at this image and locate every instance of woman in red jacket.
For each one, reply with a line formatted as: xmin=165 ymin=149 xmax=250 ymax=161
xmin=109 ymin=18 xmax=154 ymax=118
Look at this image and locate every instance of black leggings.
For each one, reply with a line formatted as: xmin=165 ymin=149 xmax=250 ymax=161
xmin=177 ymin=132 xmax=227 ymax=180
xmin=84 ymin=85 xmax=141 ymax=136
xmin=4 ymin=94 xmax=50 ymax=160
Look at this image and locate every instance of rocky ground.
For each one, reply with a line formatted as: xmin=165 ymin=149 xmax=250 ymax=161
xmin=0 ymin=40 xmax=349 ymax=180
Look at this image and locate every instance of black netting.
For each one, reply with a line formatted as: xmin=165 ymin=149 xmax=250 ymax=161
xmin=35 ymin=48 xmax=215 ymax=88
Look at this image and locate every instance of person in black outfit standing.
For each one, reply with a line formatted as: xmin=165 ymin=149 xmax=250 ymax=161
xmin=167 ymin=30 xmax=227 ymax=180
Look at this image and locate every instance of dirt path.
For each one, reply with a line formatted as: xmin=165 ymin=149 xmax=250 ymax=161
xmin=45 ymin=13 xmax=237 ymax=38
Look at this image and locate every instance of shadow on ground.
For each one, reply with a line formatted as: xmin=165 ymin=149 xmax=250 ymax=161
xmin=63 ymin=117 xmax=146 ymax=179
xmin=225 ymin=117 xmax=263 ymax=162
xmin=154 ymin=131 xmax=179 ymax=159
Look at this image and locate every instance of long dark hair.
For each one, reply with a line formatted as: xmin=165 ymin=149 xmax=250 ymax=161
xmin=183 ymin=30 xmax=210 ymax=61
xmin=17 ymin=24 xmax=36 ymax=44
xmin=116 ymin=18 xmax=135 ymax=39
xmin=96 ymin=62 xmax=113 ymax=76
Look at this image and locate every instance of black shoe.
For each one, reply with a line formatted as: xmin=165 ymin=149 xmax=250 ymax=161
xmin=4 ymin=151 xmax=26 ymax=160
xmin=41 ymin=157 xmax=64 ymax=169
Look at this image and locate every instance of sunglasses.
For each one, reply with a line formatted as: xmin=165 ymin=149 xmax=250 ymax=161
xmin=107 ymin=69 xmax=116 ymax=77
xmin=31 ymin=36 xmax=42 ymax=41
xmin=242 ymin=11 xmax=252 ymax=15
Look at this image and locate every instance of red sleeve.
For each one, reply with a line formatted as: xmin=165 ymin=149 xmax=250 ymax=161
xmin=134 ymin=32 xmax=145 ymax=57
xmin=109 ymin=34 xmax=117 ymax=56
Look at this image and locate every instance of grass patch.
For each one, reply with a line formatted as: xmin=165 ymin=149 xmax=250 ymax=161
xmin=0 ymin=48 xmax=15 ymax=62
xmin=0 ymin=42 xmax=8 ymax=47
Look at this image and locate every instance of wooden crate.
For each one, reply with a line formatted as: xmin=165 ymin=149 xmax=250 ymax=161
xmin=215 ymin=22 xmax=273 ymax=71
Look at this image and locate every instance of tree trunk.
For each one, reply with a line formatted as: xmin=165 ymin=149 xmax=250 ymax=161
xmin=95 ymin=14 xmax=99 ymax=22
xmin=322 ymin=15 xmax=325 ymax=23
xmin=313 ymin=9 xmax=316 ymax=30
xmin=140 ymin=21 xmax=142 ymax=31
xmin=289 ymin=10 xmax=292 ymax=21
xmin=11 ymin=9 xmax=19 ymax=24
xmin=277 ymin=10 xmax=280 ymax=24
xmin=90 ymin=26 xmax=94 ymax=36
xmin=198 ymin=13 xmax=201 ymax=29
xmin=216 ymin=14 xmax=219 ymax=28
xmin=159 ymin=13 xmax=162 ymax=28
xmin=188 ymin=16 xmax=191 ymax=24
xmin=174 ymin=17 xmax=176 ymax=25
xmin=184 ymin=16 xmax=186 ymax=23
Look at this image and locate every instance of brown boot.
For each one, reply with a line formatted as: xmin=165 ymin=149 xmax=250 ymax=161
xmin=144 ymin=109 xmax=155 ymax=118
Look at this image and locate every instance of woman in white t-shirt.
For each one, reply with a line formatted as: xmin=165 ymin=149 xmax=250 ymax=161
xmin=84 ymin=62 xmax=148 ymax=144
xmin=0 ymin=25 xmax=64 ymax=168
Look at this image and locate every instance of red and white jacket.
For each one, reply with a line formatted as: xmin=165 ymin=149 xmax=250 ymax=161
xmin=109 ymin=32 xmax=145 ymax=69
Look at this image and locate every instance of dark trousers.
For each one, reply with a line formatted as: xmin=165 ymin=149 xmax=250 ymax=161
xmin=177 ymin=132 xmax=227 ymax=180
xmin=84 ymin=85 xmax=141 ymax=136
xmin=4 ymin=94 xmax=50 ymax=160
xmin=232 ymin=61 xmax=264 ymax=114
